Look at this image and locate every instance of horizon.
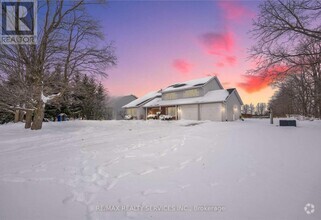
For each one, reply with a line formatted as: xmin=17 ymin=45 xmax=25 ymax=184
xmin=92 ymin=1 xmax=274 ymax=105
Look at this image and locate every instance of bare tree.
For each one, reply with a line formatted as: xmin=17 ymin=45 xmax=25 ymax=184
xmin=242 ymin=104 xmax=250 ymax=114
xmin=249 ymin=103 xmax=255 ymax=115
xmin=249 ymin=0 xmax=321 ymax=118
xmin=0 ymin=0 xmax=116 ymax=129
xmin=256 ymin=103 xmax=267 ymax=116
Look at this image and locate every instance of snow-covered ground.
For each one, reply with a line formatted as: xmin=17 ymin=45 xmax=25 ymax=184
xmin=0 ymin=119 xmax=320 ymax=220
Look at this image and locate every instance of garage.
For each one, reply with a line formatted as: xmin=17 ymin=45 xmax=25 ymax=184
xmin=200 ymin=103 xmax=222 ymax=121
xmin=179 ymin=104 xmax=198 ymax=120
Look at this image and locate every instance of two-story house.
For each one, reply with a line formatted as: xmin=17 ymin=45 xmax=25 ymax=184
xmin=122 ymin=76 xmax=243 ymax=121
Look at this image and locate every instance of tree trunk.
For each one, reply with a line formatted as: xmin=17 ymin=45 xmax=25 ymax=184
xmin=31 ymin=101 xmax=44 ymax=130
xmin=19 ymin=110 xmax=25 ymax=122
xmin=25 ymin=110 xmax=33 ymax=129
xmin=14 ymin=109 xmax=20 ymax=123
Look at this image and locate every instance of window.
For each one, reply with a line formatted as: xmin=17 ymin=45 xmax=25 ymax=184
xmin=163 ymin=93 xmax=177 ymax=100
xmin=126 ymin=108 xmax=137 ymax=116
xmin=183 ymin=89 xmax=199 ymax=98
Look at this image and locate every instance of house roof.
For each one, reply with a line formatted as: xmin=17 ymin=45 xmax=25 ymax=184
xmin=162 ymin=76 xmax=219 ymax=93
xmin=122 ymin=91 xmax=161 ymax=108
xmin=226 ymin=88 xmax=244 ymax=105
xmin=143 ymin=89 xmax=230 ymax=107
xmin=108 ymin=95 xmax=137 ymax=107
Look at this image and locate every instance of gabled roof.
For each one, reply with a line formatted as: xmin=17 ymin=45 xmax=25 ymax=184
xmin=143 ymin=89 xmax=230 ymax=107
xmin=122 ymin=91 xmax=161 ymax=108
xmin=108 ymin=95 xmax=137 ymax=107
xmin=162 ymin=76 xmax=221 ymax=93
xmin=226 ymin=88 xmax=243 ymax=105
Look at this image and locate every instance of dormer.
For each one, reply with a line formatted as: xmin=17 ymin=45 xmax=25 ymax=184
xmin=161 ymin=76 xmax=223 ymax=100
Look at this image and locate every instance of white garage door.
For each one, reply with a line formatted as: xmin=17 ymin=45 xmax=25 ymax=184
xmin=180 ymin=104 xmax=198 ymax=120
xmin=200 ymin=103 xmax=222 ymax=121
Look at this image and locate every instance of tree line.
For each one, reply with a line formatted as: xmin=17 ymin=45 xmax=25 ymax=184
xmin=249 ymin=0 xmax=321 ymax=118
xmin=0 ymin=1 xmax=116 ymax=128
xmin=242 ymin=103 xmax=268 ymax=116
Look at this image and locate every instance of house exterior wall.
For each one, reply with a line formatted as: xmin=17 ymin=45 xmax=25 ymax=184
xmin=179 ymin=104 xmax=199 ymax=120
xmin=225 ymin=92 xmax=241 ymax=121
xmin=200 ymin=103 xmax=223 ymax=121
xmin=126 ymin=107 xmax=145 ymax=120
xmin=162 ymin=88 xmax=203 ymax=100
xmin=202 ymin=78 xmax=222 ymax=95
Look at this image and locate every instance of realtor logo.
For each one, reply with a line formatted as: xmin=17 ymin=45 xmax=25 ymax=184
xmin=304 ymin=203 xmax=315 ymax=215
xmin=0 ymin=0 xmax=37 ymax=44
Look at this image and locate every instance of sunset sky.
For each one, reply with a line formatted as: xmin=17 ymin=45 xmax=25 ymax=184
xmin=91 ymin=0 xmax=275 ymax=105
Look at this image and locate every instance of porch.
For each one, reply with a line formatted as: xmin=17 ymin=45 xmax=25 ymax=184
xmin=145 ymin=106 xmax=178 ymax=120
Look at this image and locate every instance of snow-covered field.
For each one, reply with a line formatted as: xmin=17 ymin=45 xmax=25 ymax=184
xmin=0 ymin=119 xmax=320 ymax=220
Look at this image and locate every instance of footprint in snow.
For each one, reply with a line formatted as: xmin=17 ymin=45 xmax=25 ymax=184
xmin=123 ymin=155 xmax=136 ymax=159
xmin=106 ymin=179 xmax=118 ymax=190
xmin=159 ymin=150 xmax=169 ymax=157
xmin=171 ymin=145 xmax=178 ymax=152
xmin=139 ymin=169 xmax=155 ymax=176
xmin=194 ymin=156 xmax=203 ymax=162
xmin=116 ymin=172 xmax=131 ymax=179
xmin=157 ymin=166 xmax=170 ymax=170
xmin=180 ymin=136 xmax=186 ymax=146
xmin=97 ymin=167 xmax=109 ymax=178
xmin=1 ymin=176 xmax=26 ymax=183
xmin=178 ymin=160 xmax=192 ymax=169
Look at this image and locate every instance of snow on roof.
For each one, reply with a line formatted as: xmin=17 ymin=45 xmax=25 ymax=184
xmin=143 ymin=89 xmax=229 ymax=107
xmin=143 ymin=97 xmax=162 ymax=107
xmin=162 ymin=76 xmax=214 ymax=93
xmin=122 ymin=91 xmax=161 ymax=108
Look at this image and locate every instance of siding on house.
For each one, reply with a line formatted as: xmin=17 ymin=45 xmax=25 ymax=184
xmin=225 ymin=91 xmax=242 ymax=121
xmin=201 ymin=77 xmax=223 ymax=95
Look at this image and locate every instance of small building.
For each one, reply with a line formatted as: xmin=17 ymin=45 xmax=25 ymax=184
xmin=122 ymin=76 xmax=243 ymax=121
xmin=107 ymin=95 xmax=137 ymax=120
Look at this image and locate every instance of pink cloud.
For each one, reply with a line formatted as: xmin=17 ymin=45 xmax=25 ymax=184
xmin=199 ymin=31 xmax=234 ymax=55
xmin=225 ymin=56 xmax=236 ymax=65
xmin=237 ymin=65 xmax=289 ymax=93
xmin=218 ymin=1 xmax=255 ymax=22
xmin=172 ymin=59 xmax=193 ymax=74
xmin=215 ymin=62 xmax=225 ymax=67
xmin=237 ymin=75 xmax=271 ymax=93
